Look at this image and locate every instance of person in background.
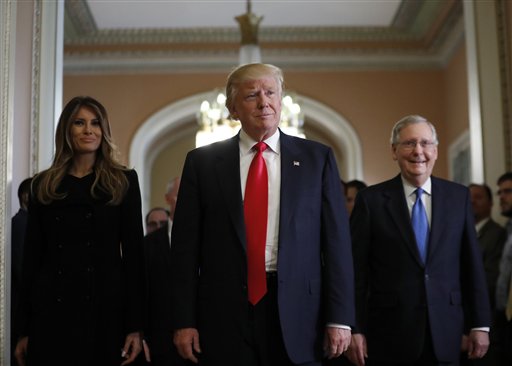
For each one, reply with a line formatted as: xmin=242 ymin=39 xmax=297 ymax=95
xmin=171 ymin=63 xmax=355 ymax=366
xmin=347 ymin=115 xmax=490 ymax=366
xmin=142 ymin=176 xmax=186 ymax=366
xmin=344 ymin=180 xmax=367 ymax=216
xmin=11 ymin=177 xmax=32 ymax=366
xmin=494 ymin=172 xmax=512 ymax=364
xmin=145 ymin=207 xmax=170 ymax=235
xmin=460 ymin=183 xmax=507 ymax=365
xmin=14 ymin=96 xmax=145 ymax=366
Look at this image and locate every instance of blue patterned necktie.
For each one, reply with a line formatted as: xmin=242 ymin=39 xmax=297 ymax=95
xmin=412 ymin=188 xmax=429 ymax=263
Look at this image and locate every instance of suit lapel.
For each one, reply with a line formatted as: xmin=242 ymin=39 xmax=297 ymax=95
xmin=214 ymin=135 xmax=246 ymax=250
xmin=384 ymin=175 xmax=425 ymax=266
xmin=278 ymin=133 xmax=302 ymax=234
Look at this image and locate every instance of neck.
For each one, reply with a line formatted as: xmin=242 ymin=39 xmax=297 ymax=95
xmin=69 ymin=154 xmax=96 ymax=178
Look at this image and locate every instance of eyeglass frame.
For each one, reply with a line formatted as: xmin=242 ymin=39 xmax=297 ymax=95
xmin=395 ymin=139 xmax=438 ymax=151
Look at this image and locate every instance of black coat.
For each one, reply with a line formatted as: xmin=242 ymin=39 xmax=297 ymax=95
xmin=17 ymin=170 xmax=145 ymax=366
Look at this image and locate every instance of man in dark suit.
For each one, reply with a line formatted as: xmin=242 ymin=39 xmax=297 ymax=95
xmin=170 ymin=63 xmax=355 ymax=366
xmin=347 ymin=115 xmax=491 ymax=366
xmin=468 ymin=183 xmax=506 ymax=309
xmin=142 ymin=176 xmax=184 ymax=366
xmin=460 ymin=183 xmax=507 ymax=365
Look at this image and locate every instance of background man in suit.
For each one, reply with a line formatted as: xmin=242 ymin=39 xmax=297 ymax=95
xmin=142 ymin=176 xmax=184 ymax=366
xmin=460 ymin=183 xmax=507 ymax=365
xmin=494 ymin=172 xmax=512 ymax=363
xmin=170 ymin=63 xmax=355 ymax=366
xmin=145 ymin=207 xmax=170 ymax=235
xmin=347 ymin=115 xmax=490 ymax=366
xmin=344 ymin=180 xmax=367 ymax=216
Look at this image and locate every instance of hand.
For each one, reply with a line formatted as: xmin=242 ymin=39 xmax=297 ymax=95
xmin=323 ymin=327 xmax=351 ymax=359
xmin=121 ymin=332 xmax=142 ymax=365
xmin=460 ymin=334 xmax=469 ymax=352
xmin=142 ymin=339 xmax=151 ymax=363
xmin=174 ymin=328 xmax=201 ymax=363
xmin=14 ymin=336 xmax=28 ymax=366
xmin=345 ymin=333 xmax=367 ymax=366
xmin=466 ymin=330 xmax=489 ymax=359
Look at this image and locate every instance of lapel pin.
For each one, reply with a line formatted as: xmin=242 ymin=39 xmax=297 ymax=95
xmin=293 ymin=161 xmax=300 ymax=166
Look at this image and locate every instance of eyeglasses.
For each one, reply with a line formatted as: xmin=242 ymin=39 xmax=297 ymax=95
xmin=397 ymin=140 xmax=437 ymax=151
xmin=147 ymin=220 xmax=168 ymax=230
xmin=497 ymin=188 xmax=512 ymax=196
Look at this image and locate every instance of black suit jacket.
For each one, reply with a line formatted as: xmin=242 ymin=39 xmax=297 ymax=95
xmin=351 ymin=175 xmax=491 ymax=363
xmin=170 ymin=131 xmax=355 ymax=365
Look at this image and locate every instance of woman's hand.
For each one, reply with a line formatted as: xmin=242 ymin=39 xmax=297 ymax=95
xmin=121 ymin=332 xmax=142 ymax=365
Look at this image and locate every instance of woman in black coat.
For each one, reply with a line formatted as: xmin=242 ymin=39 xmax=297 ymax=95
xmin=15 ymin=96 xmax=145 ymax=366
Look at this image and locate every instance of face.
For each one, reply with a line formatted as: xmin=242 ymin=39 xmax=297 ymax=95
xmin=345 ymin=186 xmax=358 ymax=215
xmin=469 ymin=185 xmax=492 ymax=222
xmin=146 ymin=209 xmax=169 ymax=234
xmin=71 ymin=107 xmax=102 ymax=155
xmin=392 ymin=122 xmax=438 ymax=187
xmin=498 ymin=179 xmax=512 ymax=217
xmin=229 ymin=76 xmax=281 ymax=141
xmin=165 ymin=178 xmax=181 ymax=220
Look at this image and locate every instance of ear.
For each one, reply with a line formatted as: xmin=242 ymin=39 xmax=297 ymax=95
xmin=229 ymin=107 xmax=239 ymax=121
xmin=391 ymin=145 xmax=398 ymax=161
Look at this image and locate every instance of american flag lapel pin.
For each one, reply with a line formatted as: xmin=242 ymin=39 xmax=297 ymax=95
xmin=293 ymin=161 xmax=300 ymax=166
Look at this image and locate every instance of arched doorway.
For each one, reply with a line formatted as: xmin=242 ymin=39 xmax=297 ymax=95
xmin=130 ymin=92 xmax=363 ymax=216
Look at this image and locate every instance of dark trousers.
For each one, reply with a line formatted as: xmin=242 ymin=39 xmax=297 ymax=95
xmin=366 ymin=316 xmax=458 ymax=366
xmin=242 ymin=272 xmax=320 ymax=366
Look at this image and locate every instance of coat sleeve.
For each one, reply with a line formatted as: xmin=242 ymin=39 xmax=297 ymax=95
xmin=120 ymin=169 xmax=146 ymax=333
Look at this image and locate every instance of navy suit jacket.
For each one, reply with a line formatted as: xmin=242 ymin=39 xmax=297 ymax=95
xmin=351 ymin=175 xmax=491 ymax=363
xmin=170 ymin=131 xmax=355 ymax=364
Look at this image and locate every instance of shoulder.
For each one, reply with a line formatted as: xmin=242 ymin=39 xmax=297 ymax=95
xmin=358 ymin=175 xmax=400 ymax=198
xmin=280 ymin=131 xmax=330 ymax=152
xmin=431 ymin=176 xmax=469 ymax=196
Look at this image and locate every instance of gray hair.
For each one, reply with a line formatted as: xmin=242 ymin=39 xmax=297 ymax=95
xmin=390 ymin=115 xmax=439 ymax=145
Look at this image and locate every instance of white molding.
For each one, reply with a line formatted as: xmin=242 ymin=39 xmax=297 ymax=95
xmin=34 ymin=0 xmax=64 ymax=172
xmin=129 ymin=92 xmax=363 ymax=217
xmin=0 ymin=0 xmax=16 ymax=363
xmin=448 ymin=130 xmax=471 ymax=185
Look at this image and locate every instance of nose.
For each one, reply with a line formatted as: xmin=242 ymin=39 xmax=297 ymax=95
xmin=84 ymin=122 xmax=92 ymax=134
xmin=257 ymin=94 xmax=269 ymax=108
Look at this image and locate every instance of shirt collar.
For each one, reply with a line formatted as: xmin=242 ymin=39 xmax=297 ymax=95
xmin=475 ymin=217 xmax=490 ymax=233
xmin=239 ymin=128 xmax=280 ymax=155
xmin=401 ymin=176 xmax=432 ymax=198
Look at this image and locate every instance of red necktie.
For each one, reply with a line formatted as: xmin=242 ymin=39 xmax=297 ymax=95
xmin=244 ymin=142 xmax=268 ymax=305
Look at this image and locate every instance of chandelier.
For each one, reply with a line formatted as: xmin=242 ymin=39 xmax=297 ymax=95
xmin=195 ymin=0 xmax=305 ymax=148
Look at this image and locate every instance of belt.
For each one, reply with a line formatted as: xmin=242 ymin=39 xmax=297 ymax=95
xmin=266 ymin=271 xmax=277 ymax=280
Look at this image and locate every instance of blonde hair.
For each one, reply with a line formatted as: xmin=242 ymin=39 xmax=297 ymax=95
xmin=225 ymin=63 xmax=284 ymax=116
xmin=33 ymin=96 xmax=128 ymax=205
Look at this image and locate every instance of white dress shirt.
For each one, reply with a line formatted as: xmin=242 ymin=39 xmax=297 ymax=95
xmin=239 ymin=129 xmax=281 ymax=272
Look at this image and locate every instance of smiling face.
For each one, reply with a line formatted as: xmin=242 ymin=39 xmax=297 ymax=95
xmin=70 ymin=106 xmax=102 ymax=156
xmin=229 ymin=76 xmax=282 ymax=141
xmin=392 ymin=122 xmax=438 ymax=187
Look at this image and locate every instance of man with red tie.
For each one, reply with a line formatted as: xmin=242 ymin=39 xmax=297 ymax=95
xmin=170 ymin=63 xmax=355 ymax=366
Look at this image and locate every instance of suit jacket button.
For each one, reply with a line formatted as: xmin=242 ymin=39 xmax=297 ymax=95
xmin=424 ymin=274 xmax=429 ymax=281
xmin=85 ymin=212 xmax=92 ymax=219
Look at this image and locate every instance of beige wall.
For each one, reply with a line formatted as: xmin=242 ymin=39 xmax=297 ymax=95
xmin=64 ymin=43 xmax=469 ymax=211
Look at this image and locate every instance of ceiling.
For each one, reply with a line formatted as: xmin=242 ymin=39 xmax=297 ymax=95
xmin=64 ymin=0 xmax=465 ymax=73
